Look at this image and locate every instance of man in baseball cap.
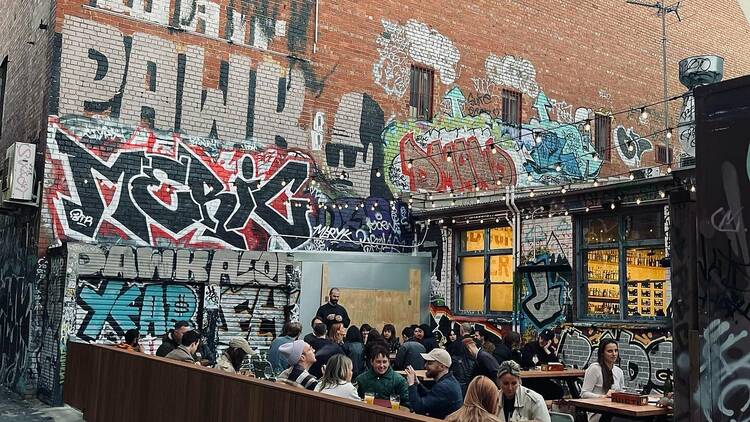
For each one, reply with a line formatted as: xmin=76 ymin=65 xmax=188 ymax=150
xmin=276 ymin=340 xmax=318 ymax=390
xmin=405 ymin=348 xmax=463 ymax=419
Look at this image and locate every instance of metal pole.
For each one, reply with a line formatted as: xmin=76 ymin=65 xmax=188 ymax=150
xmin=660 ymin=2 xmax=671 ymax=167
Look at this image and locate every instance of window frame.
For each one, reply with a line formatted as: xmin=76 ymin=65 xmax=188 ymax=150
xmin=501 ymin=89 xmax=522 ymax=128
xmin=454 ymin=225 xmax=515 ymax=316
xmin=0 ymin=57 xmax=7 ymax=137
xmin=594 ymin=113 xmax=612 ymax=161
xmin=409 ymin=65 xmax=434 ymax=120
xmin=576 ymin=208 xmax=669 ymax=324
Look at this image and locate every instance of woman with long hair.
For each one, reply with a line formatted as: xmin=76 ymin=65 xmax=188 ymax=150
xmin=343 ymin=325 xmax=366 ymax=378
xmin=445 ymin=376 xmax=501 ymax=422
xmin=308 ymin=322 xmax=346 ymax=378
xmin=581 ymin=339 xmax=625 ymax=422
xmin=381 ymin=323 xmax=401 ymax=353
xmin=313 ymin=354 xmax=361 ymax=400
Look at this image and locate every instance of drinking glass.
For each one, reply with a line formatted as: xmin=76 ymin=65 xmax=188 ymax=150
xmin=389 ymin=394 xmax=400 ymax=410
xmin=364 ymin=392 xmax=375 ymax=405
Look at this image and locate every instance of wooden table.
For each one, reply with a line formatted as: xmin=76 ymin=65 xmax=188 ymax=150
xmin=395 ymin=369 xmax=433 ymax=381
xmin=521 ymin=368 xmax=585 ymax=398
xmin=568 ymin=397 xmax=669 ymax=419
xmin=521 ymin=369 xmax=585 ymax=379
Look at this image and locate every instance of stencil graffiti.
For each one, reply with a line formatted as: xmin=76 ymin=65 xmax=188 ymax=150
xmin=614 ymin=126 xmax=653 ymax=168
xmin=373 ymin=19 xmax=460 ymax=97
xmin=484 ymin=54 xmax=540 ymax=98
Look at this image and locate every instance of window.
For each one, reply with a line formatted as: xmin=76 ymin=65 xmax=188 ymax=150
xmin=409 ymin=65 xmax=433 ymax=120
xmin=0 ymin=57 xmax=7 ymax=136
xmin=457 ymin=226 xmax=514 ymax=313
xmin=655 ymin=144 xmax=672 ymax=164
xmin=502 ymin=89 xmax=521 ymax=127
xmin=594 ymin=114 xmax=611 ymax=161
xmin=579 ymin=209 xmax=670 ymax=321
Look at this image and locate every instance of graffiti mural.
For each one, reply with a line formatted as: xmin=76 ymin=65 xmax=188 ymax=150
xmin=60 ymin=244 xmax=299 ymax=354
xmin=373 ymin=19 xmax=460 ymax=97
xmin=484 ymin=54 xmax=540 ymax=98
xmin=47 ymin=116 xmax=313 ymax=250
xmin=558 ymin=326 xmax=673 ymax=393
xmin=387 ymin=88 xmax=602 ymax=194
xmin=614 ymin=125 xmax=653 ymax=168
xmin=518 ymin=254 xmax=572 ymax=330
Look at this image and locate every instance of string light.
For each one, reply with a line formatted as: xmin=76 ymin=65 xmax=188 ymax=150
xmin=640 ymin=107 xmax=649 ymax=119
xmin=690 ymin=184 xmax=696 ymax=192
xmin=584 ymin=119 xmax=591 ymax=131
xmin=527 ymin=174 xmax=533 ymax=182
xmin=666 ymin=129 xmax=673 ymax=139
xmin=627 ymin=141 xmax=635 ymax=152
xmin=431 ymin=201 xmax=436 ymax=208
xmin=659 ymin=190 xmax=666 ymax=198
xmin=495 ymin=217 xmax=500 ymax=223
xmin=561 ymin=186 xmax=567 ymax=194
xmin=408 ymin=197 xmax=413 ymax=204
xmin=636 ymin=198 xmax=642 ymax=205
xmin=451 ymin=199 xmax=456 ymax=206
xmin=476 ymin=197 xmax=481 ymax=204
xmin=593 ymin=178 xmax=599 ymax=187
xmin=439 ymin=219 xmax=444 ymax=224
xmin=407 ymin=160 xmax=413 ymax=169
xmin=339 ymin=171 xmax=346 ymax=180
xmin=310 ymin=180 xmax=316 ymax=186
xmin=496 ymin=179 xmax=502 ymax=186
xmin=375 ymin=168 xmax=381 ymax=177
xmin=667 ymin=166 xmax=672 ymax=174
xmin=534 ymin=131 xmax=542 ymax=143
xmin=474 ymin=184 xmax=480 ymax=192
xmin=480 ymin=219 xmax=484 ymax=224
xmin=530 ymin=190 xmax=536 ymax=197
xmin=585 ymin=206 xmax=590 ymax=212
xmin=344 ymin=203 xmax=349 ymax=208
xmin=446 ymin=152 xmax=453 ymax=162
xmin=555 ymin=163 xmax=562 ymax=172
xmin=629 ymin=173 xmax=635 ymax=181
xmin=490 ymin=143 xmax=497 ymax=154
xmin=429 ymin=193 xmax=434 ymax=200
xmin=451 ymin=218 xmax=456 ymax=224
xmin=280 ymin=179 xmax=286 ymax=186
xmin=564 ymin=210 xmax=569 ymax=216
xmin=548 ymin=212 xmax=552 ymax=218
xmin=610 ymin=203 xmax=616 ymax=210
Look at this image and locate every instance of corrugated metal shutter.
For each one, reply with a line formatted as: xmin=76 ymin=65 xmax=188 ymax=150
xmin=73 ymin=279 xmax=201 ymax=352
xmin=216 ymin=251 xmax=298 ymax=352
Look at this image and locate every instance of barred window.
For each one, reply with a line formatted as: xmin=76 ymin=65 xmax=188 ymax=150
xmin=409 ymin=65 xmax=434 ymax=120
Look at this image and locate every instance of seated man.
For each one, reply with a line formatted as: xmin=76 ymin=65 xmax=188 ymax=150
xmin=117 ymin=329 xmax=143 ymax=352
xmin=393 ymin=326 xmax=425 ymax=370
xmin=496 ymin=360 xmax=551 ymax=422
xmin=165 ymin=330 xmax=202 ymax=364
xmin=155 ymin=320 xmax=190 ymax=357
xmin=521 ymin=329 xmax=563 ymax=399
xmin=276 ymin=340 xmax=318 ymax=390
xmin=405 ymin=348 xmax=463 ymax=419
xmin=464 ymin=337 xmax=500 ymax=384
xmin=355 ymin=346 xmax=409 ymax=407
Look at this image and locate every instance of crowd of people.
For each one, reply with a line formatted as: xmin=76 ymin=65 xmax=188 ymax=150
xmin=115 ymin=288 xmax=642 ymax=421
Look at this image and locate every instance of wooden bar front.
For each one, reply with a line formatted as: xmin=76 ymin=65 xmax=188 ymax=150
xmin=64 ymin=341 xmax=439 ymax=422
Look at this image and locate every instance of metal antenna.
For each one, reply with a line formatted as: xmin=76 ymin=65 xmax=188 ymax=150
xmin=626 ymin=1 xmax=681 ymax=168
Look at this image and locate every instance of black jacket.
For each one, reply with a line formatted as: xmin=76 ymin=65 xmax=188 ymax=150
xmin=309 ymin=340 xmax=345 ymax=378
xmin=315 ymin=302 xmax=351 ymax=327
xmin=394 ymin=339 xmax=426 ymax=370
xmin=408 ymin=372 xmax=463 ymax=419
xmin=471 ymin=349 xmax=501 ymax=382
xmin=521 ymin=341 xmax=558 ymax=369
xmin=155 ymin=331 xmax=179 ymax=357
xmin=493 ymin=343 xmax=522 ymax=366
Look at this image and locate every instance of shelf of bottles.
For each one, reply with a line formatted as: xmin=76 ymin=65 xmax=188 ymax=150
xmin=584 ymin=248 xmax=669 ymax=317
xmin=585 ymin=248 xmax=620 ymax=315
xmin=625 ymin=248 xmax=668 ymax=317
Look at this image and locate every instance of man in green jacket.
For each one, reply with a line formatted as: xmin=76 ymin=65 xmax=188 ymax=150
xmin=355 ymin=345 xmax=409 ymax=408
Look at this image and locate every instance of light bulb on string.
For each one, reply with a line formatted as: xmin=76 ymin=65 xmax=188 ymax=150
xmin=446 ymin=152 xmax=453 ymax=162
xmin=344 ymin=203 xmax=349 ymax=208
xmin=548 ymin=212 xmax=552 ymax=218
xmin=431 ymin=201 xmax=436 ymax=208
xmin=530 ymin=190 xmax=535 ymax=197
xmin=659 ymin=190 xmax=666 ymax=198
xmin=429 ymin=193 xmax=434 ymax=201
xmin=584 ymin=119 xmax=591 ymax=131
xmin=439 ymin=219 xmax=444 ymax=224
xmin=407 ymin=160 xmax=413 ymax=169
xmin=628 ymin=141 xmax=634 ymax=152
xmin=375 ymin=168 xmax=381 ymax=177
xmin=636 ymin=198 xmax=642 ymax=205
xmin=666 ymin=129 xmax=673 ymax=139
xmin=593 ymin=178 xmax=599 ymax=187
xmin=610 ymin=203 xmax=616 ymax=210
xmin=496 ymin=179 xmax=502 ymax=186
xmin=451 ymin=199 xmax=456 ymax=206
xmin=667 ymin=166 xmax=672 ymax=174
xmin=527 ymin=173 xmax=533 ymax=182
xmin=629 ymin=173 xmax=635 ymax=181
xmin=480 ymin=219 xmax=484 ymax=224
xmin=555 ymin=163 xmax=562 ymax=172
xmin=690 ymin=184 xmax=696 ymax=192
xmin=451 ymin=218 xmax=456 ymax=224
xmin=561 ymin=186 xmax=567 ymax=194
xmin=490 ymin=143 xmax=497 ymax=154
xmin=564 ymin=210 xmax=569 ymax=216
xmin=495 ymin=217 xmax=500 ymax=223
xmin=585 ymin=206 xmax=590 ymax=212
xmin=640 ymin=107 xmax=649 ymax=120
xmin=474 ymin=184 xmax=480 ymax=192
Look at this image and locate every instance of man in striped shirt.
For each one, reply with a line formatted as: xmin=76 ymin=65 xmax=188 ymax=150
xmin=277 ymin=340 xmax=318 ymax=390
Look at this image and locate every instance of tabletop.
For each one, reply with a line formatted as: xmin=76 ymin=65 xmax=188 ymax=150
xmin=521 ymin=369 xmax=585 ymax=379
xmin=568 ymin=397 xmax=669 ymax=417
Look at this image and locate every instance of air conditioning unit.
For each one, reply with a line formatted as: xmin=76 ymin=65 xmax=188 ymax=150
xmin=1 ymin=142 xmax=37 ymax=206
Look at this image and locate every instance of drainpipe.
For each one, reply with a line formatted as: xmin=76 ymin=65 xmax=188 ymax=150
xmin=507 ymin=186 xmax=521 ymax=332
xmin=313 ymin=0 xmax=319 ymax=54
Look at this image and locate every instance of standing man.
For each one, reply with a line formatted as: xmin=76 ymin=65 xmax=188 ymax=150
xmin=496 ymin=360 xmax=550 ymax=422
xmin=316 ymin=288 xmax=350 ymax=327
xmin=405 ymin=349 xmax=463 ymax=419
xmin=464 ymin=337 xmax=500 ymax=384
xmin=156 ymin=321 xmax=191 ymax=357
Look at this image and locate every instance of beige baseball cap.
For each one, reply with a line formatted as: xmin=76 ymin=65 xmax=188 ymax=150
xmin=420 ymin=348 xmax=452 ymax=367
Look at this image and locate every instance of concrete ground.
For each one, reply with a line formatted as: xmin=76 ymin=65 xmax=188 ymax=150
xmin=0 ymin=388 xmax=84 ymax=422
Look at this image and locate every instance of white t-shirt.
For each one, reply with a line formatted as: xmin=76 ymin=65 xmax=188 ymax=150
xmin=314 ymin=380 xmax=361 ymax=401
xmin=581 ymin=362 xmax=626 ymax=422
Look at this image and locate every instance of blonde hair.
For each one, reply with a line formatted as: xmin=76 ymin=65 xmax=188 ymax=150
xmin=318 ymin=354 xmax=353 ymax=391
xmin=445 ymin=376 xmax=501 ymax=422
